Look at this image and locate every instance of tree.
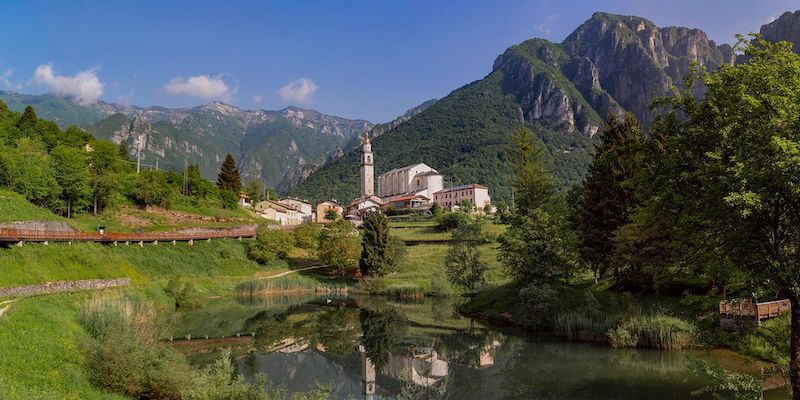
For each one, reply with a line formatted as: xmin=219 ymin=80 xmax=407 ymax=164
xmin=50 ymin=145 xmax=91 ymax=217
xmin=652 ymin=37 xmax=800 ymax=398
xmin=318 ymin=219 xmax=360 ymax=276
xmin=130 ymin=171 xmax=172 ymax=208
xmin=577 ymin=113 xmax=645 ymax=283
xmin=498 ymin=211 xmax=578 ymax=284
xmin=242 ymin=180 xmax=264 ymax=205
xmin=324 ymin=209 xmax=338 ymax=221
xmin=248 ymin=225 xmax=293 ymax=263
xmin=216 ymin=154 xmax=241 ymax=193
xmin=16 ymin=105 xmax=37 ymax=133
xmin=511 ymin=126 xmax=555 ymax=215
xmin=359 ymin=211 xmax=395 ymax=277
xmin=0 ymin=139 xmax=60 ymax=207
xmin=444 ymin=220 xmax=488 ymax=293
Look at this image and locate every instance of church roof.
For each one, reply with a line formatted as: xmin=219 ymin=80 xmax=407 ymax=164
xmin=434 ymin=184 xmax=489 ymax=194
xmin=414 ymin=171 xmax=442 ymax=177
xmin=379 ymin=163 xmax=436 ymax=177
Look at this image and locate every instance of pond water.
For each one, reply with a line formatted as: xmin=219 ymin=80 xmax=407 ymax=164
xmin=173 ymin=296 xmax=789 ymax=400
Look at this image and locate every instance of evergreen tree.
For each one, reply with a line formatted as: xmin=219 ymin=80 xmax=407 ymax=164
xmin=118 ymin=142 xmax=130 ymax=161
xmin=359 ymin=211 xmax=395 ymax=277
xmin=511 ymin=126 xmax=555 ymax=215
xmin=444 ymin=220 xmax=488 ymax=293
xmin=216 ymin=154 xmax=241 ymax=193
xmin=577 ymin=113 xmax=644 ymax=282
xmin=16 ymin=105 xmax=37 ymax=133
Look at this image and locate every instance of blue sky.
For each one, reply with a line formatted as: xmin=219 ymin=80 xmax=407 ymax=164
xmin=1 ymin=0 xmax=798 ymax=122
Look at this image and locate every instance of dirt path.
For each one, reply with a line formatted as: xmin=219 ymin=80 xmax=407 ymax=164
xmin=258 ymin=265 xmax=329 ymax=279
xmin=0 ymin=299 xmax=16 ymax=319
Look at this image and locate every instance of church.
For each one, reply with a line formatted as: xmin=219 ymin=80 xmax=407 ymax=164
xmin=347 ymin=132 xmax=493 ymax=217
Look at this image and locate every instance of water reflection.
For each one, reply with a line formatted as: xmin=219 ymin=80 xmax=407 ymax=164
xmin=229 ymin=297 xmax=789 ymax=400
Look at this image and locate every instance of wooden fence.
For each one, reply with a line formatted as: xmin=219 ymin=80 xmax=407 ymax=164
xmin=719 ymin=298 xmax=791 ymax=322
xmin=0 ymin=225 xmax=257 ymax=243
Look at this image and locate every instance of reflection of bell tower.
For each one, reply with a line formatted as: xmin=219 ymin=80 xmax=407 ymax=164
xmin=360 ymin=344 xmax=376 ymax=400
xmin=360 ymin=132 xmax=374 ymax=197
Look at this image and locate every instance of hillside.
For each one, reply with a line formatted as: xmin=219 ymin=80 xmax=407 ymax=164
xmin=290 ymin=12 xmax=750 ymax=204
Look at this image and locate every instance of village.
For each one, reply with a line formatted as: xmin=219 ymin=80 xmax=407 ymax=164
xmin=247 ymin=132 xmax=493 ymax=226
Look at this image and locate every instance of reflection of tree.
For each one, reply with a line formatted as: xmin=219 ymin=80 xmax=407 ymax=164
xmin=314 ymin=307 xmax=361 ymax=356
xmin=359 ymin=307 xmax=407 ymax=370
xmin=244 ymin=310 xmax=291 ymax=351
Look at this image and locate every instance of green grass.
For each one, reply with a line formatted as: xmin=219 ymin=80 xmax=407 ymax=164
xmin=0 ymin=239 xmax=263 ymax=292
xmin=0 ymin=293 xmax=127 ymax=400
xmin=71 ymin=205 xmax=261 ymax=234
xmin=0 ymin=189 xmax=71 ymax=224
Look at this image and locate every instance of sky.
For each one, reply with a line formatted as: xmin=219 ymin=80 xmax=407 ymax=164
xmin=1 ymin=0 xmax=798 ymax=122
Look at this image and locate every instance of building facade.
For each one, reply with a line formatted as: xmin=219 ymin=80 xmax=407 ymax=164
xmin=255 ymin=200 xmax=303 ymax=226
xmin=433 ymin=184 xmax=491 ymax=212
xmin=316 ymin=200 xmax=343 ymax=223
xmin=377 ymin=163 xmax=443 ymax=204
xmin=360 ymin=133 xmax=374 ymax=197
xmin=279 ymin=198 xmax=313 ymax=223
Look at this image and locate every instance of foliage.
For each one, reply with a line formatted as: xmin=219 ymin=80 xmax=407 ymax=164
xmin=444 ymin=220 xmax=488 ymax=293
xmin=518 ymin=283 xmax=558 ymax=328
xmin=359 ymin=307 xmax=407 ymax=371
xmin=429 ymin=266 xmax=453 ymax=297
xmin=498 ymin=211 xmax=579 ymax=285
xmin=359 ymin=211 xmax=395 ymax=277
xmin=511 ymin=126 xmax=555 ymax=215
xmin=51 ymin=145 xmax=91 ymax=217
xmin=164 ymin=275 xmax=197 ymax=308
xmin=130 ymin=171 xmax=172 ymax=208
xmin=689 ymin=360 xmax=765 ymax=400
xmin=248 ymin=225 xmax=293 ymax=264
xmin=434 ymin=211 xmax=469 ymax=232
xmin=607 ymin=314 xmax=696 ymax=350
xmin=318 ymin=219 xmax=360 ymax=276
xmin=216 ymin=153 xmax=242 ymax=193
xmin=577 ymin=113 xmax=644 ymax=281
xmin=292 ymin=223 xmax=321 ymax=250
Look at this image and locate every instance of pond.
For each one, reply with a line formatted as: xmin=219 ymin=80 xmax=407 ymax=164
xmin=170 ymin=296 xmax=789 ymax=400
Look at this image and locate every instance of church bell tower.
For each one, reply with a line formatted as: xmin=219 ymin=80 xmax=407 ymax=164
xmin=360 ymin=132 xmax=374 ymax=197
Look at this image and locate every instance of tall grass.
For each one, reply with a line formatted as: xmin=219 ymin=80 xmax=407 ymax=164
xmin=554 ymin=312 xmax=618 ymax=343
xmin=236 ymin=276 xmax=318 ymax=296
xmin=79 ymin=295 xmax=156 ymax=341
xmin=384 ymin=285 xmax=425 ymax=300
xmin=611 ymin=314 xmax=697 ymax=350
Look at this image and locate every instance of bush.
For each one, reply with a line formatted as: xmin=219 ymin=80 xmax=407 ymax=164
xmin=248 ymin=226 xmax=293 ymax=263
xmin=607 ymin=326 xmax=639 ymax=348
xmin=358 ymin=276 xmax=387 ymax=294
xmin=293 ymin=223 xmax=321 ymax=249
xmin=429 ymin=267 xmax=452 ymax=297
xmin=554 ymin=311 xmax=617 ymax=342
xmin=518 ymin=283 xmax=558 ymax=328
xmin=434 ymin=211 xmax=468 ymax=231
xmin=384 ymin=285 xmax=424 ymax=300
xmin=129 ymin=171 xmax=172 ymax=208
xmin=164 ymin=275 xmax=197 ymax=308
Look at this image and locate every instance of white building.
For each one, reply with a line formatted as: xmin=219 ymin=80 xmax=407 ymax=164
xmin=433 ymin=184 xmax=491 ymax=213
xmin=377 ymin=163 xmax=443 ymax=204
xmin=254 ymin=200 xmax=303 ymax=226
xmin=360 ymin=133 xmax=375 ymax=197
xmin=278 ymin=198 xmax=313 ymax=223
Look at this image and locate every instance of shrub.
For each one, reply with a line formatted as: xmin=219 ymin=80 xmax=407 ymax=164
xmin=318 ymin=219 xmax=360 ymax=276
xmin=434 ymin=211 xmax=468 ymax=231
xmin=293 ymin=223 xmax=321 ymax=249
xmin=554 ymin=312 xmax=617 ymax=342
xmin=429 ymin=267 xmax=452 ymax=297
xmin=129 ymin=171 xmax=172 ymax=208
xmin=358 ymin=276 xmax=387 ymax=295
xmin=248 ymin=225 xmax=293 ymax=263
xmin=607 ymin=326 xmax=639 ymax=348
xmin=518 ymin=283 xmax=558 ymax=328
xmin=164 ymin=275 xmax=197 ymax=308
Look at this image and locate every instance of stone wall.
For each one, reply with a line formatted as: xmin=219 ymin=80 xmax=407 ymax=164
xmin=0 ymin=221 xmax=76 ymax=232
xmin=0 ymin=277 xmax=131 ymax=297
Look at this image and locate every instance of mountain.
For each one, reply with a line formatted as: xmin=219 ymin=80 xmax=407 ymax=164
xmin=0 ymin=90 xmax=374 ymax=191
xmin=761 ymin=10 xmax=800 ymax=54
xmin=84 ymin=103 xmax=372 ymax=191
xmin=289 ymin=12 xmax=741 ymax=204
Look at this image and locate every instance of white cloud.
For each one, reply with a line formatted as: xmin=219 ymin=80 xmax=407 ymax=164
xmin=278 ymin=78 xmax=318 ymax=103
xmin=164 ymin=74 xmax=233 ymax=100
xmin=253 ymin=94 xmax=263 ymax=104
xmin=32 ymin=64 xmax=104 ymax=104
xmin=0 ymin=69 xmax=22 ymax=92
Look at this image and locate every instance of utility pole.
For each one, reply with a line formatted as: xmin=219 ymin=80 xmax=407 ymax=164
xmin=182 ymin=143 xmax=189 ymax=196
xmin=155 ymin=158 xmax=158 ymax=171
xmin=136 ymin=135 xmax=142 ymax=174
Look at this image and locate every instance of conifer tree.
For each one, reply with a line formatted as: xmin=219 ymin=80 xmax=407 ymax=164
xmin=216 ymin=154 xmax=241 ymax=193
xmin=577 ymin=113 xmax=644 ymax=282
xmin=16 ymin=105 xmax=37 ymax=133
xmin=359 ymin=211 xmax=394 ymax=277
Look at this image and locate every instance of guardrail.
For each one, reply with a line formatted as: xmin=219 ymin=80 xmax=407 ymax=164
xmin=0 ymin=225 xmax=257 ymax=243
xmin=719 ymin=298 xmax=791 ymax=322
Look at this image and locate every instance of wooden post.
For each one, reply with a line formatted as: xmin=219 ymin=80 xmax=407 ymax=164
xmin=43 ymin=241 xmax=48 ymax=246
xmin=138 ymin=241 xmax=143 ymax=247
xmin=188 ymin=239 xmax=193 ymax=246
xmin=171 ymin=240 xmax=176 ymax=246
xmin=125 ymin=241 xmax=130 ymax=246
xmin=15 ymin=241 xmax=23 ymax=247
xmin=153 ymin=240 xmax=158 ymax=245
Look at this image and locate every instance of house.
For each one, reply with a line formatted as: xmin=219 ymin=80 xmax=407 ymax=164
xmin=255 ymin=200 xmax=302 ymax=226
xmin=433 ymin=184 xmax=491 ymax=213
xmin=239 ymin=191 xmax=252 ymax=208
xmin=279 ymin=198 xmax=313 ymax=223
xmin=316 ymin=200 xmax=343 ymax=223
xmin=346 ymin=195 xmax=383 ymax=220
